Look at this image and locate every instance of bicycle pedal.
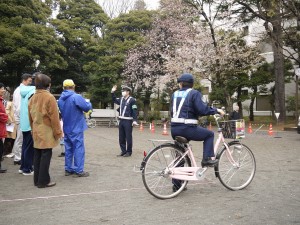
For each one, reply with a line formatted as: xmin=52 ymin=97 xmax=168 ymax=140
xmin=196 ymin=168 xmax=207 ymax=180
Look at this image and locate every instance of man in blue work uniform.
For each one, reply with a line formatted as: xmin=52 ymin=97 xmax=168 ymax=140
xmin=111 ymin=85 xmax=138 ymax=157
xmin=170 ymin=73 xmax=224 ymax=191
xmin=58 ymin=79 xmax=92 ymax=177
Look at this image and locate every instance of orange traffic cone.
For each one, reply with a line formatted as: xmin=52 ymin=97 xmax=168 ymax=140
xmin=139 ymin=122 xmax=144 ymax=131
xmin=162 ymin=123 xmax=169 ymax=135
xmin=268 ymin=123 xmax=273 ymax=136
xmin=208 ymin=122 xmax=212 ymax=131
xmin=151 ymin=121 xmax=155 ymax=133
xmin=248 ymin=122 xmax=253 ymax=134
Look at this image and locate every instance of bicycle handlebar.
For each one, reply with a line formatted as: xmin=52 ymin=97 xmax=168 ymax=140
xmin=213 ymin=113 xmax=224 ymax=128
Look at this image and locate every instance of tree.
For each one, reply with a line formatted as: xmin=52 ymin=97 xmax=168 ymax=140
xmin=206 ymin=31 xmax=264 ymax=110
xmin=159 ymin=1 xmax=264 ymax=113
xmin=51 ymin=0 xmax=109 ymax=93
xmin=248 ymin=62 xmax=273 ymax=121
xmin=134 ymin=0 xmax=147 ymax=10
xmin=122 ymin=0 xmax=264 ymax=119
xmin=96 ymin=0 xmax=135 ymax=18
xmin=211 ymin=0 xmax=299 ymax=122
xmin=122 ymin=0 xmax=202 ymax=119
xmin=0 ymin=0 xmax=67 ymax=90
xmin=86 ymin=10 xmax=154 ymax=108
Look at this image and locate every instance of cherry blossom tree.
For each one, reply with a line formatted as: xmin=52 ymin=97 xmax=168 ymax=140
xmin=122 ymin=0 xmax=264 ymax=118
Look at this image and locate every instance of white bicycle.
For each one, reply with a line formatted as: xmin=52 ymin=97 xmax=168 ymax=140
xmin=86 ymin=118 xmax=97 ymax=128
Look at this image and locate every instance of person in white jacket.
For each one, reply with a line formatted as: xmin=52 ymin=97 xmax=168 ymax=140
xmin=12 ymin=74 xmax=32 ymax=165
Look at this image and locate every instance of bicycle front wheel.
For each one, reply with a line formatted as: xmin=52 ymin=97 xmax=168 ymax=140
xmin=216 ymin=142 xmax=256 ymax=191
xmin=142 ymin=143 xmax=191 ymax=199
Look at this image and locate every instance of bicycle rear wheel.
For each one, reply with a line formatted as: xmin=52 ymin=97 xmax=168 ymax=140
xmin=142 ymin=143 xmax=191 ymax=199
xmin=88 ymin=119 xmax=96 ymax=128
xmin=216 ymin=142 xmax=256 ymax=190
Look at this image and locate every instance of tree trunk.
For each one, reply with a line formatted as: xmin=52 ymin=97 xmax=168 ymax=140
xmin=143 ymin=93 xmax=151 ymax=121
xmin=271 ymin=18 xmax=286 ymax=122
xmin=249 ymin=86 xmax=257 ymax=122
xmin=237 ymin=86 xmax=243 ymax=118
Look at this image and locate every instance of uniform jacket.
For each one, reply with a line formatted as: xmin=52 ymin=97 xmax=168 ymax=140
xmin=170 ymin=87 xmax=217 ymax=126
xmin=0 ymin=96 xmax=8 ymax=138
xmin=20 ymin=85 xmax=35 ymax=132
xmin=28 ymin=90 xmax=63 ymax=149
xmin=229 ymin=111 xmax=241 ymax=120
xmin=112 ymin=93 xmax=137 ymax=121
xmin=58 ymin=90 xmax=92 ymax=134
xmin=5 ymin=101 xmax=16 ymax=139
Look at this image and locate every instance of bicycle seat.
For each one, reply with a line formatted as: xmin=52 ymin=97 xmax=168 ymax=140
xmin=175 ymin=136 xmax=189 ymax=144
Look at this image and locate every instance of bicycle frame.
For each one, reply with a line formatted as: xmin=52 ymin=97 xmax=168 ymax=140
xmin=168 ymin=115 xmax=240 ymax=181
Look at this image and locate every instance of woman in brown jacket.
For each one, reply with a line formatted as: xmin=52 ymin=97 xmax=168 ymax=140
xmin=28 ymin=74 xmax=62 ymax=188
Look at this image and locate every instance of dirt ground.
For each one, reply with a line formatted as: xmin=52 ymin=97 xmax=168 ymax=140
xmin=0 ymin=126 xmax=299 ymax=225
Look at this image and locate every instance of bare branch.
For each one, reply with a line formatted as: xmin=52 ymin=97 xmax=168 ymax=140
xmin=97 ymin=0 xmax=135 ymax=18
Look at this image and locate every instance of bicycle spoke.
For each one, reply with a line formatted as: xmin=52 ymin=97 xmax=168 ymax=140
xmin=142 ymin=144 xmax=190 ymax=199
xmin=217 ymin=144 xmax=256 ymax=190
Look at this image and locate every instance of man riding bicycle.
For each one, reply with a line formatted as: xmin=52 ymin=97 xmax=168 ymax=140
xmin=170 ymin=73 xmax=225 ymax=191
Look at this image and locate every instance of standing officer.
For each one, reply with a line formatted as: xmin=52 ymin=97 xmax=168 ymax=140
xmin=111 ymin=85 xmax=138 ymax=157
xmin=170 ymin=73 xmax=224 ymax=191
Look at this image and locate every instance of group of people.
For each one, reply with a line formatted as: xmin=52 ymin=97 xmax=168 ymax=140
xmin=2 ymin=72 xmax=232 ymax=193
xmin=0 ymin=74 xmax=92 ymax=188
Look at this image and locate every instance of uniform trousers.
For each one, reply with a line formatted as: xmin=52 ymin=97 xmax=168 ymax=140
xmin=20 ymin=131 xmax=34 ymax=173
xmin=118 ymin=119 xmax=133 ymax=154
xmin=171 ymin=124 xmax=215 ymax=188
xmin=64 ymin=132 xmax=85 ymax=174
xmin=33 ymin=148 xmax=52 ymax=186
xmin=171 ymin=124 xmax=215 ymax=158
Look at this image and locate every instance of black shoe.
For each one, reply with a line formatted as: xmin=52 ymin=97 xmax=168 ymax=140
xmin=38 ymin=181 xmax=56 ymax=188
xmin=123 ymin=153 xmax=132 ymax=157
xmin=172 ymin=185 xmax=187 ymax=192
xmin=117 ymin=152 xmax=126 ymax=157
xmin=14 ymin=160 xmax=21 ymax=165
xmin=0 ymin=168 xmax=7 ymax=173
xmin=201 ymin=158 xmax=219 ymax=167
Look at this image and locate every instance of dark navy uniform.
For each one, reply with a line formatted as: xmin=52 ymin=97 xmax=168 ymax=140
xmin=171 ymin=88 xmax=218 ymax=158
xmin=112 ymin=86 xmax=137 ymax=156
xmin=170 ymin=73 xmax=220 ymax=191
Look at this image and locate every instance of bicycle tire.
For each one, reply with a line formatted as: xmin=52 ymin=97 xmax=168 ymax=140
xmin=89 ymin=119 xmax=96 ymax=128
xmin=142 ymin=143 xmax=191 ymax=199
xmin=215 ymin=142 xmax=256 ymax=191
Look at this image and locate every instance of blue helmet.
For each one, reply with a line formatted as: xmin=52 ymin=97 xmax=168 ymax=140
xmin=177 ymin=73 xmax=194 ymax=83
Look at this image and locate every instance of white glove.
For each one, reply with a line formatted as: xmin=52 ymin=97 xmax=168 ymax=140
xmin=217 ymin=108 xmax=225 ymax=116
xmin=132 ymin=121 xmax=139 ymax=126
xmin=111 ymin=85 xmax=117 ymax=93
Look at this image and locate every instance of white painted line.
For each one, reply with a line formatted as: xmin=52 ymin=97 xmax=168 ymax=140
xmin=0 ymin=181 xmax=215 ymax=203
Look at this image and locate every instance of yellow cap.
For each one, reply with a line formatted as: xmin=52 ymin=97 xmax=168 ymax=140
xmin=63 ymin=79 xmax=75 ymax=87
